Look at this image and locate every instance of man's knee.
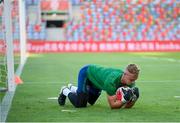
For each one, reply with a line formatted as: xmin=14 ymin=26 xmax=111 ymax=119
xmin=88 ymin=91 xmax=101 ymax=105
xmin=86 ymin=80 xmax=101 ymax=105
xmin=68 ymin=92 xmax=88 ymax=108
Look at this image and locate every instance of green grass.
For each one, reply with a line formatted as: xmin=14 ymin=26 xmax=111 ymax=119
xmin=0 ymin=82 xmax=7 ymax=102
xmin=0 ymin=54 xmax=19 ymax=102
xmin=0 ymin=64 xmax=7 ymax=102
xmin=6 ymin=52 xmax=180 ymax=122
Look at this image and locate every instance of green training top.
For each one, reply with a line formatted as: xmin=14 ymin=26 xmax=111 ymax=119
xmin=87 ymin=64 xmax=135 ymax=96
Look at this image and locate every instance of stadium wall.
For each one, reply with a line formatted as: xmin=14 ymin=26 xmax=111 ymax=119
xmin=1 ymin=40 xmax=180 ymax=53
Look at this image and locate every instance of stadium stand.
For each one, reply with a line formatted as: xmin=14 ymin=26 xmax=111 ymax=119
xmin=26 ymin=0 xmax=70 ymax=40
xmin=0 ymin=0 xmax=179 ymax=53
xmin=26 ymin=0 xmax=47 ymax=40
xmin=71 ymin=0 xmax=82 ymax=5
xmin=0 ymin=0 xmax=20 ymax=40
xmin=1 ymin=0 xmax=179 ymax=42
xmin=65 ymin=0 xmax=179 ymax=42
xmin=40 ymin=0 xmax=69 ymax=11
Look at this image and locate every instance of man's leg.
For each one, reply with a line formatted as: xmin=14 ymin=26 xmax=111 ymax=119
xmin=68 ymin=84 xmax=77 ymax=93
xmin=68 ymin=65 xmax=89 ymax=107
xmin=59 ymin=65 xmax=89 ymax=107
xmin=68 ymin=92 xmax=88 ymax=108
xmin=67 ymin=83 xmax=89 ymax=107
xmin=86 ymin=80 xmax=101 ymax=105
xmin=58 ymin=86 xmax=88 ymax=108
xmin=58 ymin=86 xmax=70 ymax=106
xmin=88 ymin=87 xmax=101 ymax=105
xmin=76 ymin=65 xmax=89 ymax=93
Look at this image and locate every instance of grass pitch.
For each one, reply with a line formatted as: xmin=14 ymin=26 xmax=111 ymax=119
xmin=6 ymin=52 xmax=180 ymax=122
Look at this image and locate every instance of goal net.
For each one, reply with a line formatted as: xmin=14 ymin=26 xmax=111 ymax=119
xmin=0 ymin=0 xmax=27 ymax=99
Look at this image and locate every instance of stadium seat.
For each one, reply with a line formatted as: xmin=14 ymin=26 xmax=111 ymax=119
xmin=65 ymin=0 xmax=179 ymax=42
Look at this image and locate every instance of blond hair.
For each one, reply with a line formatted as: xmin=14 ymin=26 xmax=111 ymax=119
xmin=126 ymin=64 xmax=140 ymax=76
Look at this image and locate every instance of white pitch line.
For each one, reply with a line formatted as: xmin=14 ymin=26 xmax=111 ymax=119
xmin=61 ymin=109 xmax=76 ymax=113
xmin=47 ymin=97 xmax=58 ymax=100
xmin=174 ymin=96 xmax=180 ymax=99
xmin=140 ymin=80 xmax=180 ymax=83
xmin=141 ymin=56 xmax=180 ymax=63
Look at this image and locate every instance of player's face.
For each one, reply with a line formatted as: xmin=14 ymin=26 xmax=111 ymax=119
xmin=121 ymin=69 xmax=138 ymax=85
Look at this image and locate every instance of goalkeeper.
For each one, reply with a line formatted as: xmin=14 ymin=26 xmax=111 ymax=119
xmin=58 ymin=64 xmax=140 ymax=109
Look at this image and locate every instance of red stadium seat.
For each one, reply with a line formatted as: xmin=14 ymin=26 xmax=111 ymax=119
xmin=59 ymin=0 xmax=69 ymax=11
xmin=41 ymin=1 xmax=51 ymax=11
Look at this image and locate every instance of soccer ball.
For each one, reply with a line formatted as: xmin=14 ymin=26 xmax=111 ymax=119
xmin=116 ymin=86 xmax=130 ymax=101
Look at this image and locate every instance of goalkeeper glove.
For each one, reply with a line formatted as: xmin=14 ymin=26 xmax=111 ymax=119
xmin=131 ymin=87 xmax=139 ymax=101
xmin=121 ymin=88 xmax=134 ymax=102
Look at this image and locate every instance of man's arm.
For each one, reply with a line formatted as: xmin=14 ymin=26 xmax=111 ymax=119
xmin=107 ymin=94 xmax=125 ymax=109
xmin=124 ymin=100 xmax=136 ymax=108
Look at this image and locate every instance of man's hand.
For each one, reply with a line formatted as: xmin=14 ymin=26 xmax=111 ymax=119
xmin=107 ymin=87 xmax=139 ymax=109
xmin=124 ymin=87 xmax=139 ymax=108
xmin=116 ymin=87 xmax=134 ymax=103
xmin=107 ymin=95 xmax=124 ymax=109
xmin=122 ymin=88 xmax=134 ymax=102
xmin=131 ymin=87 xmax=139 ymax=101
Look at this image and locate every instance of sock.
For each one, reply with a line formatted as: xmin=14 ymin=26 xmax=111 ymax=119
xmin=69 ymin=85 xmax=77 ymax=93
xmin=62 ymin=88 xmax=71 ymax=96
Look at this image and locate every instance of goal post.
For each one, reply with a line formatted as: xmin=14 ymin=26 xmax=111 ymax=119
xmin=19 ymin=0 xmax=27 ymax=66
xmin=1 ymin=0 xmax=27 ymax=92
xmin=0 ymin=0 xmax=27 ymax=93
xmin=16 ymin=0 xmax=27 ymax=76
xmin=4 ymin=0 xmax=15 ymax=92
xmin=0 ymin=0 xmax=27 ymax=122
